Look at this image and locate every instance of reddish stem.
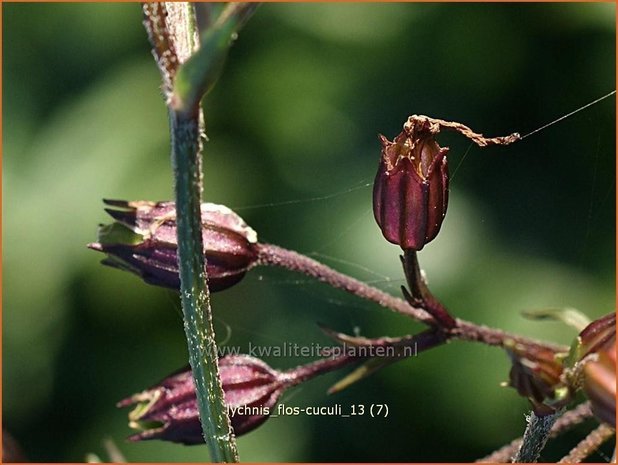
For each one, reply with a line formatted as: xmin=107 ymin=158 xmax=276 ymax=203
xmin=401 ymin=249 xmax=457 ymax=329
xmin=558 ymin=423 xmax=615 ymax=463
xmin=256 ymin=243 xmax=434 ymax=324
xmin=281 ymin=354 xmax=358 ymax=386
xmin=256 ymin=242 xmax=568 ymax=354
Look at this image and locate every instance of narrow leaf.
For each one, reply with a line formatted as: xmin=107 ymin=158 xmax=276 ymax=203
xmin=522 ymin=307 xmax=591 ymax=332
xmin=328 ymin=357 xmax=397 ymax=394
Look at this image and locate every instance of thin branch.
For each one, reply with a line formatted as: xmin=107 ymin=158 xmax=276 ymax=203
xmin=282 ymin=352 xmax=360 ymax=385
xmin=513 ymin=410 xmax=562 ymax=462
xmin=401 ymin=249 xmax=457 ymax=328
xmin=477 ymin=402 xmax=593 ymax=463
xmin=256 ymin=242 xmax=568 ymax=354
xmin=142 ymin=3 xmax=179 ymax=98
xmin=478 ymin=437 xmax=523 ymax=464
xmin=558 ymin=423 xmax=615 ymax=463
xmin=256 ymin=242 xmax=434 ymax=324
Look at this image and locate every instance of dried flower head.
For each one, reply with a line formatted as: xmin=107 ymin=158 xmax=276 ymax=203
xmin=373 ymin=118 xmax=449 ymax=251
xmin=373 ymin=115 xmax=519 ymax=251
xmin=504 ymin=340 xmax=569 ymax=414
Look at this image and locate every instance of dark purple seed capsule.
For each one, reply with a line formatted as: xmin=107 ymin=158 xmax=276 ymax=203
xmin=117 ymin=354 xmax=355 ymax=443
xmin=373 ymin=118 xmax=449 ymax=251
xmin=117 ymin=355 xmax=286 ymax=443
xmin=89 ymin=200 xmax=259 ymax=292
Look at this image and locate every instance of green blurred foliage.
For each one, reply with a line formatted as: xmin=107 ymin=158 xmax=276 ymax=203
xmin=3 ymin=3 xmax=615 ymax=462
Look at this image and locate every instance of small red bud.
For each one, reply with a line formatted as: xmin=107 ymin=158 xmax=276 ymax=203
xmin=373 ymin=117 xmax=449 ymax=251
xmin=89 ymin=200 xmax=259 ymax=292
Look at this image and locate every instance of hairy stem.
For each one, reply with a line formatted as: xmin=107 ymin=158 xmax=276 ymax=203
xmin=283 ymin=353 xmax=359 ymax=385
xmin=172 ymin=112 xmax=238 ymax=462
xmin=558 ymin=423 xmax=615 ymax=463
xmin=256 ymin=243 xmax=434 ymax=323
xmin=172 ymin=3 xmax=259 ymax=115
xmin=477 ymin=402 xmax=592 ymax=463
xmin=256 ymin=242 xmax=568 ymax=354
xmin=513 ymin=410 xmax=561 ymax=462
xmin=145 ymin=2 xmax=258 ymax=460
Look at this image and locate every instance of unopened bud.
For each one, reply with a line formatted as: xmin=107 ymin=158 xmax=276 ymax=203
xmin=89 ymin=200 xmax=258 ymax=292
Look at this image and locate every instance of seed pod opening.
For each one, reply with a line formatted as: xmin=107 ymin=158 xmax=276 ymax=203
xmin=373 ymin=118 xmax=449 ymax=251
xmin=118 ymin=353 xmax=357 ymax=443
xmin=118 ymin=355 xmax=288 ymax=443
xmin=89 ymin=200 xmax=259 ymax=292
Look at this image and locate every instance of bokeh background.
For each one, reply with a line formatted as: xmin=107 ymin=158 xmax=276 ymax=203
xmin=3 ymin=3 xmax=616 ymax=462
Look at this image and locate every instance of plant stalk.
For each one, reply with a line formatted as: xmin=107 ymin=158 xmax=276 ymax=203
xmin=255 ymin=242 xmax=568 ymax=354
xmin=401 ymin=249 xmax=457 ymax=329
xmin=477 ymin=402 xmax=592 ymax=463
xmin=513 ymin=410 xmax=561 ymax=462
xmin=171 ymin=111 xmax=238 ymax=462
xmin=558 ymin=423 xmax=615 ymax=463
xmin=256 ymin=242 xmax=434 ymax=324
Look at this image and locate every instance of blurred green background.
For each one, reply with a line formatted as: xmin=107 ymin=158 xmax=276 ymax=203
xmin=3 ymin=3 xmax=616 ymax=462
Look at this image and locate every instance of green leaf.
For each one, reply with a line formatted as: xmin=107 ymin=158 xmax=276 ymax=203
xmin=521 ymin=307 xmax=591 ymax=332
xmin=172 ymin=23 xmax=234 ymax=113
xmin=172 ymin=3 xmax=259 ymax=114
xmin=96 ymin=222 xmax=142 ymax=246
xmin=328 ymin=357 xmax=397 ymax=394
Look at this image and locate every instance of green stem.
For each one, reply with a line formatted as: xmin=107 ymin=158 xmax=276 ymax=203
xmin=171 ymin=111 xmax=238 ymax=462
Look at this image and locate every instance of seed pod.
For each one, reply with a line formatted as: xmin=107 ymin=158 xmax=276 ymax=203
xmin=118 ymin=354 xmax=356 ymax=444
xmin=373 ymin=117 xmax=449 ymax=251
xmin=89 ymin=200 xmax=258 ymax=292
xmin=118 ymin=355 xmax=285 ymax=443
